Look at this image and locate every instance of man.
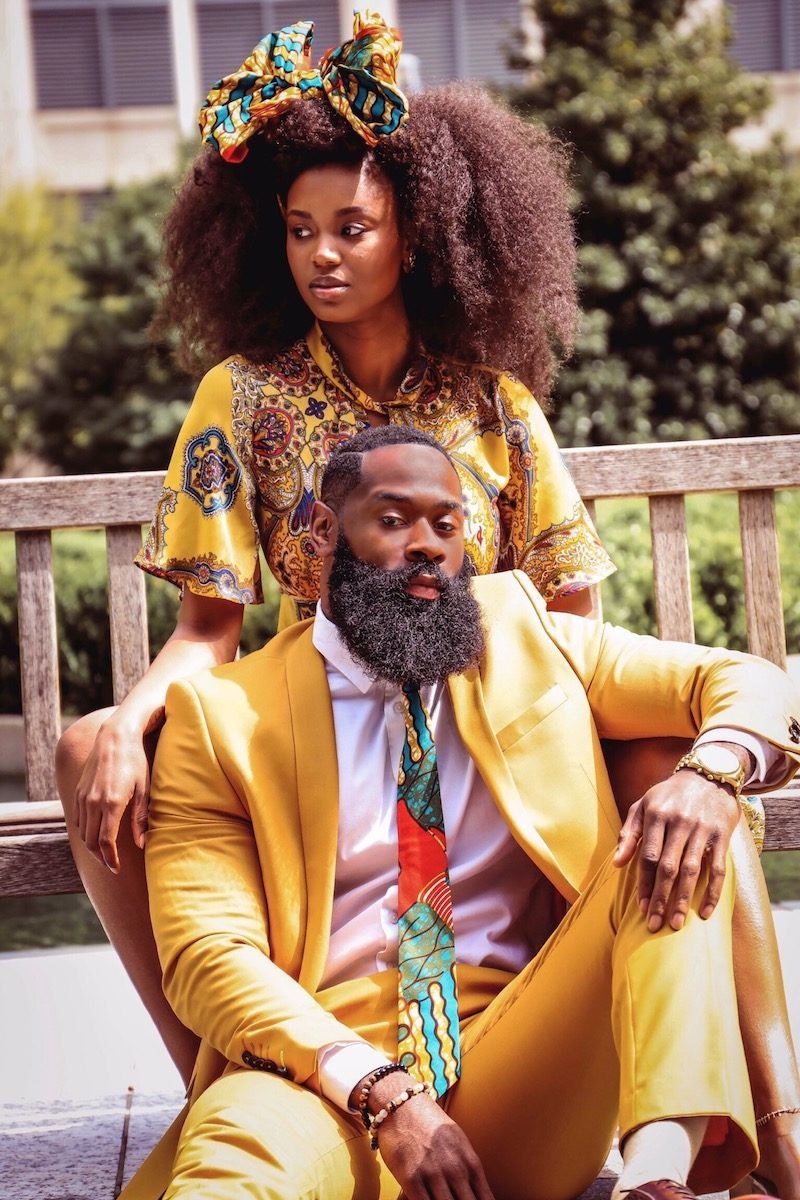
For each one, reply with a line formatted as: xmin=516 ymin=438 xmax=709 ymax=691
xmin=127 ymin=426 xmax=799 ymax=1200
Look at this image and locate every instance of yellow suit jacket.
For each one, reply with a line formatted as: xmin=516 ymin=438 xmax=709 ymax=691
xmin=126 ymin=571 xmax=800 ymax=1198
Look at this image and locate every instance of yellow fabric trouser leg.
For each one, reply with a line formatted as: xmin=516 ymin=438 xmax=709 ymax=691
xmin=164 ymin=1069 xmax=402 ymax=1200
xmin=163 ymin=853 xmax=756 ymax=1200
xmin=447 ymin=852 xmax=756 ymax=1200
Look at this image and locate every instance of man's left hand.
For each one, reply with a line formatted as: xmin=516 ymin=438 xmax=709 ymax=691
xmin=613 ymin=743 xmax=751 ymax=932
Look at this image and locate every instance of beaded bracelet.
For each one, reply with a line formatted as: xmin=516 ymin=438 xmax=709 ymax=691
xmin=368 ymin=1082 xmax=436 ymax=1150
xmin=356 ymin=1062 xmax=406 ymax=1131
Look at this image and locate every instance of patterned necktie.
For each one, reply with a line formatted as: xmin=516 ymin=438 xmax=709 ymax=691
xmin=396 ymin=681 xmax=461 ymax=1096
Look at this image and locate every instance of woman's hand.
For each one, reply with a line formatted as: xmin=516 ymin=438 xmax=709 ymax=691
xmin=74 ymin=708 xmax=163 ymax=872
xmin=71 ymin=591 xmax=244 ymax=873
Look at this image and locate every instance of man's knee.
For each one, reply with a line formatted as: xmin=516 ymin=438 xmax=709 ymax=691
xmin=170 ymin=1070 xmax=380 ymax=1200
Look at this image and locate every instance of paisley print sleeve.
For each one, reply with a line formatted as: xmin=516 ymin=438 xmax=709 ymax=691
xmin=495 ymin=374 xmax=616 ymax=602
xmin=135 ymin=359 xmax=262 ymax=604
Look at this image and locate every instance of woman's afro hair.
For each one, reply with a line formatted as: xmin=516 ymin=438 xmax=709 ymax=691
xmin=155 ymin=84 xmax=578 ymax=407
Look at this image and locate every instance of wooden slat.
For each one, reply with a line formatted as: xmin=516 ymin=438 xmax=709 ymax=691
xmin=763 ymin=787 xmax=800 ymax=852
xmin=107 ymin=525 xmax=151 ymax=704
xmin=0 ymin=832 xmax=82 ymax=896
xmin=739 ymin=490 xmax=787 ymax=669
xmin=649 ymin=495 xmax=694 ymax=642
xmin=563 ymin=435 xmax=800 ymax=500
xmin=0 ymin=471 xmax=164 ymax=531
xmin=15 ymin=531 xmax=61 ymax=803
xmin=0 ymin=436 xmax=796 ymax=533
xmin=0 ymin=800 xmax=64 ymax=829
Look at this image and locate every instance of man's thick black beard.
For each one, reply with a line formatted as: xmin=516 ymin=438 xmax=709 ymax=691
xmin=327 ymin=536 xmax=486 ymax=687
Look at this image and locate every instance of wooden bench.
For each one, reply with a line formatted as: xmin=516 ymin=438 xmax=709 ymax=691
xmin=1 ymin=434 xmax=799 ymax=897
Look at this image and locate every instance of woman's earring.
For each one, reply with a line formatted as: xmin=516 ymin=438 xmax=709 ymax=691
xmin=403 ymin=249 xmax=416 ymax=274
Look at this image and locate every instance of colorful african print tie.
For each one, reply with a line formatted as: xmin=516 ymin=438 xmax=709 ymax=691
xmin=396 ymin=682 xmax=460 ymax=1097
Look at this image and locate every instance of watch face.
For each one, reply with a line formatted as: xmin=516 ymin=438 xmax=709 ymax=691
xmin=695 ymin=745 xmax=741 ymax=774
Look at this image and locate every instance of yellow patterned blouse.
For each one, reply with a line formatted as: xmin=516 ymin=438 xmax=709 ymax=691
xmin=135 ymin=324 xmax=615 ymax=627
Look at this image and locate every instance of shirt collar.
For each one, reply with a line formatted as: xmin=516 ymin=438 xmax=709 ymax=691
xmin=305 ymin=321 xmax=448 ymax=416
xmin=312 ymin=602 xmax=387 ymax=695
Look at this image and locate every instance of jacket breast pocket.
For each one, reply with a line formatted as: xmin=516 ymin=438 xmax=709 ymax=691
xmin=496 ymin=684 xmax=569 ymax=751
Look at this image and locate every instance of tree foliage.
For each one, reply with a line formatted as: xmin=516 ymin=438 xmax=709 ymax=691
xmin=16 ymin=176 xmax=193 ymax=474
xmin=512 ymin=0 xmax=800 ymax=445
xmin=0 ymin=188 xmax=82 ymax=472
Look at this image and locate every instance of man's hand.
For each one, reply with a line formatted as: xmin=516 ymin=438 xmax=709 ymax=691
xmin=356 ymin=1072 xmax=494 ymax=1199
xmin=613 ymin=742 xmax=750 ymax=932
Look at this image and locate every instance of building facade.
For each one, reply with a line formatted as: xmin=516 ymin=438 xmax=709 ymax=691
xmin=0 ymin=0 xmax=524 ymax=195
xmin=0 ymin=0 xmax=797 ymax=198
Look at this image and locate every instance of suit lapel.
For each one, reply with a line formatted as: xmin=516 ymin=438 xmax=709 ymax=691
xmin=285 ymin=631 xmax=339 ymax=989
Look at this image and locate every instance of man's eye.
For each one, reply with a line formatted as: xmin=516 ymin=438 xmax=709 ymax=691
xmin=381 ymin=515 xmax=402 ymax=527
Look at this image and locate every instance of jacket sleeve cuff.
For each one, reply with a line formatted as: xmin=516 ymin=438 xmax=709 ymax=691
xmin=317 ymin=1041 xmax=394 ymax=1112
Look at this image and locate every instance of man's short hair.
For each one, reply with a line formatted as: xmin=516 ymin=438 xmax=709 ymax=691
xmin=320 ymin=426 xmax=452 ymax=512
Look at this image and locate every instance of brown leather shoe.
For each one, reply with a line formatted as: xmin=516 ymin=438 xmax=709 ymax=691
xmin=627 ymin=1183 xmax=779 ymax=1200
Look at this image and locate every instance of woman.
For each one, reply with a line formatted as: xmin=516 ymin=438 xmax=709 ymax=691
xmin=56 ymin=13 xmax=799 ymax=1195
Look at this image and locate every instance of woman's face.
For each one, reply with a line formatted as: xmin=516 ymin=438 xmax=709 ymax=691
xmin=283 ymin=160 xmax=407 ymax=330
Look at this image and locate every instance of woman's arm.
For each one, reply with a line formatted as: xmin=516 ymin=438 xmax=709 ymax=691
xmin=74 ymin=590 xmax=244 ymax=871
xmin=546 ymin=589 xmax=598 ymax=618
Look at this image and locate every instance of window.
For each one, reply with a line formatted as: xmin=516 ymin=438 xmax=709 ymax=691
xmin=31 ymin=0 xmax=175 ymax=109
xmin=729 ymin=0 xmax=800 ymax=72
xmin=397 ymin=0 xmax=523 ymax=90
xmin=197 ymin=0 xmax=341 ymax=96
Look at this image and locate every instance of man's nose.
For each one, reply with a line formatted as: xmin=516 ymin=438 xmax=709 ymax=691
xmin=405 ymin=522 xmax=445 ymax=562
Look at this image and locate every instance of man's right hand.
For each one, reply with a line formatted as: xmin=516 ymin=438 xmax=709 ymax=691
xmin=364 ymin=1073 xmax=494 ymax=1199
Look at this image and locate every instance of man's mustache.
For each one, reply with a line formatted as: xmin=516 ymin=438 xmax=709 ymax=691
xmin=379 ymin=559 xmax=453 ymax=592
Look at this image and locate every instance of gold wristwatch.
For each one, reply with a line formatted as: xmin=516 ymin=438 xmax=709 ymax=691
xmin=673 ymin=745 xmax=746 ymax=801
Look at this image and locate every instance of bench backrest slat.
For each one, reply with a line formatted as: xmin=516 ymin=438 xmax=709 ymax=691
xmin=0 ymin=472 xmax=164 ymax=531
xmin=564 ymin=435 xmax=800 ymax=497
xmin=648 ymin=494 xmax=694 ymax=644
xmin=106 ymin=525 xmax=151 ymax=705
xmin=738 ymin=489 xmax=787 ymax=669
xmin=15 ymin=531 xmax=61 ymax=803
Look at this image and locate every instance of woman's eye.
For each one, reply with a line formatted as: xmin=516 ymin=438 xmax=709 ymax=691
xmin=342 ymin=224 xmax=365 ymax=237
xmin=289 ymin=226 xmax=310 ymax=239
xmin=381 ymin=515 xmax=402 ymax=527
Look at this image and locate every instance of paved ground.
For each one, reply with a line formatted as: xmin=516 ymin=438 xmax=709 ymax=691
xmin=0 ymin=908 xmax=798 ymax=1199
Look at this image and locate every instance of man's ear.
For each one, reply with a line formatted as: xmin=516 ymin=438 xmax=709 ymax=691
xmin=310 ymin=500 xmax=339 ymax=558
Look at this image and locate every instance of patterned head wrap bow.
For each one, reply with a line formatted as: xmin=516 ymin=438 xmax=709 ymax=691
xmin=199 ymin=9 xmax=409 ymax=162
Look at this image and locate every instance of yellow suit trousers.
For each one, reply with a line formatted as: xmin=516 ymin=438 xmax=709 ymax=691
xmin=161 ymin=852 xmax=754 ymax=1200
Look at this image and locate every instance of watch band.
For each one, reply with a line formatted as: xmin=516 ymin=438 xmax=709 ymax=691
xmin=673 ymin=749 xmax=746 ymax=801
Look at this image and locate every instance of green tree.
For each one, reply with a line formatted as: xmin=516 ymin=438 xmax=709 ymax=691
xmin=17 ymin=176 xmax=193 ymax=474
xmin=512 ymin=0 xmax=800 ymax=445
xmin=0 ymin=188 xmax=82 ymax=473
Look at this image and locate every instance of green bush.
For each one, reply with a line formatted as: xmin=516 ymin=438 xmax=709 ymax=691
xmin=595 ymin=490 xmax=800 ymax=654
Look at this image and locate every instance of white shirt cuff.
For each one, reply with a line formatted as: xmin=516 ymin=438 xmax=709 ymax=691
xmin=317 ymin=1041 xmax=393 ymax=1112
xmin=694 ymin=728 xmax=787 ymax=788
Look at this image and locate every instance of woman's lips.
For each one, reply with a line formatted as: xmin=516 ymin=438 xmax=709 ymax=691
xmin=310 ymin=276 xmax=348 ymax=299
